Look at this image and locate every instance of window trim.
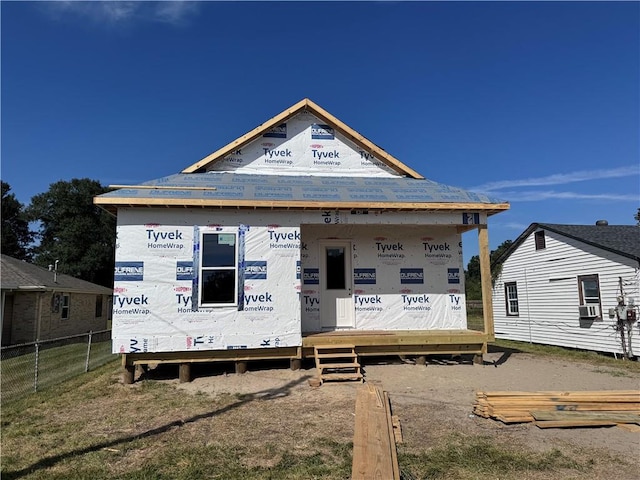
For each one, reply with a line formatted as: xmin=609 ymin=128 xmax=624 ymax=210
xmin=61 ymin=294 xmax=70 ymax=320
xmin=534 ymin=230 xmax=546 ymax=250
xmin=198 ymin=231 xmax=239 ymax=308
xmin=577 ymin=274 xmax=602 ymax=320
xmin=504 ymin=281 xmax=519 ymax=317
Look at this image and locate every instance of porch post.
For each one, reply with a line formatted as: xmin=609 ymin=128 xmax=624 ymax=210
xmin=478 ymin=225 xmax=495 ymax=340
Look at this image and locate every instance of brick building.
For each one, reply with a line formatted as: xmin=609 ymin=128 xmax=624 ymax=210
xmin=1 ymin=254 xmax=112 ymax=345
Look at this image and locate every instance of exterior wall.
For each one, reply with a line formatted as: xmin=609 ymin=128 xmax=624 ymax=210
xmin=300 ymin=224 xmax=465 ymax=332
xmin=7 ymin=292 xmax=38 ymax=344
xmin=493 ymin=228 xmax=640 ymax=355
xmin=113 ymin=208 xmax=481 ymax=354
xmin=5 ymin=291 xmax=109 ymax=345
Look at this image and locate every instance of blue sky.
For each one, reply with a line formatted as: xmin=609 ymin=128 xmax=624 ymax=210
xmin=2 ymin=1 xmax=638 ymax=265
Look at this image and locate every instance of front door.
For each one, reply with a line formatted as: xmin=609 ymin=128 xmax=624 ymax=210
xmin=319 ymin=240 xmax=354 ymax=329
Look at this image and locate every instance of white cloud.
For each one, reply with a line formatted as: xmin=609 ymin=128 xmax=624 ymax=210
xmin=497 ymin=222 xmax=530 ymax=230
xmin=44 ymin=1 xmax=199 ymax=26
xmin=494 ymin=190 xmax=638 ymax=202
xmin=472 ymin=165 xmax=639 ymax=192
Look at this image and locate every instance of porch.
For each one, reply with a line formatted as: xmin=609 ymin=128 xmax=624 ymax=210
xmin=121 ymin=328 xmax=491 ymax=384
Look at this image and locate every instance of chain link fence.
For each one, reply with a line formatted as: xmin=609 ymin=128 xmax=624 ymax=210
xmin=1 ymin=330 xmax=117 ymax=404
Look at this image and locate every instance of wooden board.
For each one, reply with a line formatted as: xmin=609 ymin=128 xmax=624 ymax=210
xmin=352 ymin=384 xmax=400 ymax=480
xmin=473 ymin=390 xmax=640 ymax=428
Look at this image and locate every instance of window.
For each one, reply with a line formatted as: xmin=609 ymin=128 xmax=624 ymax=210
xmin=95 ymin=295 xmax=103 ymax=318
xmin=505 ymin=282 xmax=519 ymax=316
xmin=61 ymin=294 xmax=70 ymax=320
xmin=325 ymin=246 xmax=346 ymax=290
xmin=578 ymin=274 xmax=601 ymax=319
xmin=534 ymin=230 xmax=546 ymax=250
xmin=199 ymin=232 xmax=238 ymax=306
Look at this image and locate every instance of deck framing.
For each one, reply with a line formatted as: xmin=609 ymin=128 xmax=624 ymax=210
xmin=122 ymin=329 xmax=489 ymax=368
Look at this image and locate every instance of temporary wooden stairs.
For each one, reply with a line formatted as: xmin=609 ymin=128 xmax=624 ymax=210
xmin=313 ymin=345 xmax=363 ymax=385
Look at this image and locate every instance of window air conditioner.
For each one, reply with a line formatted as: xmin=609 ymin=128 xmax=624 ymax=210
xmin=579 ymin=304 xmax=600 ymax=318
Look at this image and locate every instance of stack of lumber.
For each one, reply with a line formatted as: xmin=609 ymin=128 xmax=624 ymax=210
xmin=473 ymin=390 xmax=640 ymax=428
xmin=352 ymin=384 xmax=400 ymax=480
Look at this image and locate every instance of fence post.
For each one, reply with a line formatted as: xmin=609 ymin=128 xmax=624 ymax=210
xmin=85 ymin=331 xmax=93 ymax=373
xmin=34 ymin=342 xmax=40 ymax=392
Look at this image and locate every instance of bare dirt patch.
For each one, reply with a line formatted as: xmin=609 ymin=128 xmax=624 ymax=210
xmin=173 ymin=350 xmax=640 ymax=479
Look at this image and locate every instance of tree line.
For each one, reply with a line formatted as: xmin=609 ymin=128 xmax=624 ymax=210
xmin=4 ymin=178 xmax=637 ymax=294
xmin=2 ymin=179 xmax=116 ymax=288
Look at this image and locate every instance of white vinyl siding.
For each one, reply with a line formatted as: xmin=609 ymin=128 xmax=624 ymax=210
xmin=493 ymin=228 xmax=640 ymax=355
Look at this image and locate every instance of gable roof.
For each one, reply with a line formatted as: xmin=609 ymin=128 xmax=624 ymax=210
xmin=495 ymin=223 xmax=640 ymax=265
xmin=94 ymin=99 xmax=510 ymax=216
xmin=1 ymin=255 xmax=113 ymax=294
xmin=182 ymin=98 xmax=424 ymax=178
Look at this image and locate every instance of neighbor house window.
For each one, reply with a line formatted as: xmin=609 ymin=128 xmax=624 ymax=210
xmin=534 ymin=230 xmax=546 ymax=250
xmin=578 ymin=274 xmax=602 ymax=319
xmin=95 ymin=295 xmax=103 ymax=318
xmin=61 ymin=294 xmax=70 ymax=320
xmin=199 ymin=232 xmax=238 ymax=306
xmin=505 ymin=282 xmax=519 ymax=316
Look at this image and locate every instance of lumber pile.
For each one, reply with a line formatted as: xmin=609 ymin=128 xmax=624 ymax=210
xmin=352 ymin=384 xmax=400 ymax=480
xmin=473 ymin=390 xmax=640 ymax=428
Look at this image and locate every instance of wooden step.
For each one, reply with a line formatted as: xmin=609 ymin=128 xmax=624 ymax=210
xmin=318 ymin=362 xmax=361 ymax=370
xmin=313 ymin=344 xmax=363 ymax=385
xmin=315 ymin=352 xmax=358 ymax=359
xmin=321 ymin=372 xmax=364 ymax=381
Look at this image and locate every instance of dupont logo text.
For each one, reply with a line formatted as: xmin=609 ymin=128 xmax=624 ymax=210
xmin=354 ymin=268 xmax=376 ymax=285
xmin=303 ymin=268 xmax=319 ymax=285
xmin=245 ymin=261 xmax=267 ymax=280
xmin=115 ymin=261 xmax=144 ymax=281
xmin=400 ymin=268 xmax=424 ymax=284
xmin=263 ymin=123 xmax=287 ymax=138
xmin=176 ymin=261 xmax=193 ymax=281
xmin=311 ymin=123 xmax=334 ymax=140
xmin=448 ymin=268 xmax=460 ymax=284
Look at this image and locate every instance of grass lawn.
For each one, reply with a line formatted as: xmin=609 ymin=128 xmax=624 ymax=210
xmin=1 ymin=340 xmax=116 ymax=404
xmin=3 ymin=343 xmax=635 ymax=479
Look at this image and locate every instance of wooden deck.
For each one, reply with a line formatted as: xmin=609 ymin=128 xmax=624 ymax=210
xmin=123 ymin=329 xmax=489 ymax=366
xmin=302 ymin=329 xmax=490 ymax=357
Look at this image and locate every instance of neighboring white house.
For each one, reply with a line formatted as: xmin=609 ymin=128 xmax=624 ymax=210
xmin=492 ymin=222 xmax=640 ymax=357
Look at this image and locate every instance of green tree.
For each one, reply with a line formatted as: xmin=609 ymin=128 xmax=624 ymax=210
xmin=1 ymin=181 xmax=33 ymax=260
xmin=464 ymin=240 xmax=513 ymax=300
xmin=27 ymin=178 xmax=116 ymax=287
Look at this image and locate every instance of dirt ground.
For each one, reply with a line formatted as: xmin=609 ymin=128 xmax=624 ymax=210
xmin=170 ymin=349 xmax=640 ymax=479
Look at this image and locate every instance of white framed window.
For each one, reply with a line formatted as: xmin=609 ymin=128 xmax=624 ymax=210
xmin=578 ymin=274 xmax=602 ymax=319
xmin=61 ymin=294 xmax=70 ymax=320
xmin=198 ymin=232 xmax=238 ymax=307
xmin=505 ymin=282 xmax=519 ymax=316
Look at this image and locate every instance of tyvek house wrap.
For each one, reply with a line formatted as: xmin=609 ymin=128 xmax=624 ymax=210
xmin=206 ymin=111 xmax=400 ymax=177
xmin=112 ymin=209 xmax=470 ymax=354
